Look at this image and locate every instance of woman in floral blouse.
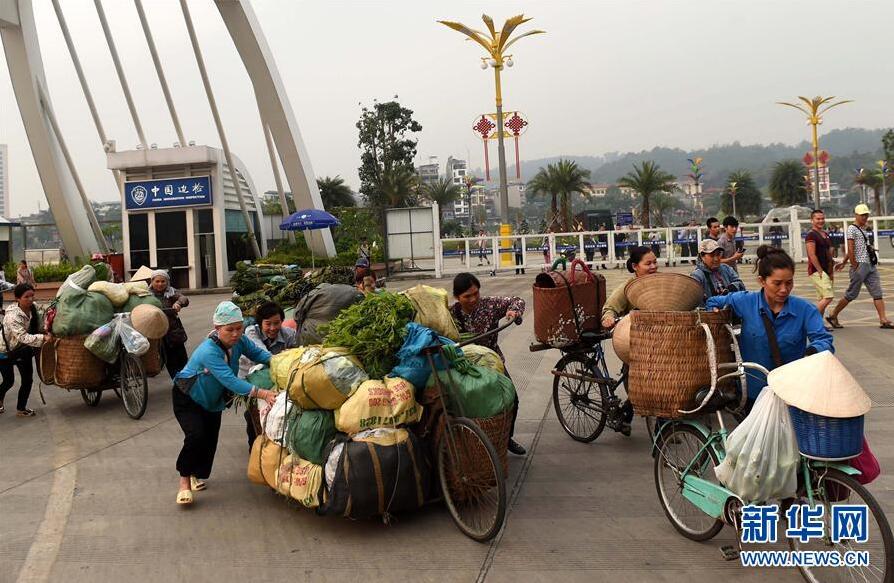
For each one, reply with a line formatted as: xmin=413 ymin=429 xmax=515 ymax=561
xmin=449 ymin=272 xmax=526 ymax=456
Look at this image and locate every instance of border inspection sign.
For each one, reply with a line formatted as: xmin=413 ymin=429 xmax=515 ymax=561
xmin=125 ymin=176 xmax=213 ymax=211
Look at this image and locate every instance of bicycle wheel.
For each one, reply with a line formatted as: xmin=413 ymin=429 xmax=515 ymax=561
xmin=654 ymin=423 xmax=724 ymax=541
xmin=119 ymin=353 xmax=148 ymax=420
xmin=788 ymin=468 xmax=893 ymax=583
xmin=80 ymin=389 xmax=102 ymax=407
xmin=552 ymin=353 xmax=609 ymax=442
xmin=438 ymin=417 xmax=507 ymax=542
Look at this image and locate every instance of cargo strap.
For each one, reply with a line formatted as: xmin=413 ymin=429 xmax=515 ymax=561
xmin=366 ymin=442 xmax=386 ymax=516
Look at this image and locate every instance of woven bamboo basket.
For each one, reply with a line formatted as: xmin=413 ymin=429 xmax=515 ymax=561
xmin=436 ymin=409 xmax=511 ymax=501
xmin=142 ymin=339 xmax=163 ymax=377
xmin=627 ymin=310 xmax=734 ymax=418
xmin=53 ymin=336 xmax=106 ymax=389
xmin=625 ymin=273 xmax=703 ymax=312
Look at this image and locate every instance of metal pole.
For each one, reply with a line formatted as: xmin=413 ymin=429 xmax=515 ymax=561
xmin=493 ymin=65 xmax=509 ymax=225
xmin=262 ymin=121 xmax=294 ymax=243
xmin=134 ymin=0 xmax=186 ymax=146
xmin=94 ymin=0 xmax=147 ymax=148
xmin=38 ymin=89 xmax=108 ymax=254
xmin=179 ymin=0 xmax=261 ymax=259
xmin=811 ymin=122 xmax=821 ymax=209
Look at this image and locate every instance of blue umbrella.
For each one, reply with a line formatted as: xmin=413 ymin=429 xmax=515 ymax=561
xmin=279 ymin=209 xmax=340 ymax=269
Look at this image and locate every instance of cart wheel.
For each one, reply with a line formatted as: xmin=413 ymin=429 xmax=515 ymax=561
xmin=119 ymin=353 xmax=148 ymax=419
xmin=80 ymin=389 xmax=102 ymax=407
xmin=438 ymin=417 xmax=507 ymax=543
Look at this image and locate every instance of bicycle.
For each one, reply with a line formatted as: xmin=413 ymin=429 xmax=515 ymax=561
xmin=531 ymin=328 xmax=633 ymax=442
xmin=652 ymin=325 xmax=893 ymax=582
xmin=422 ymin=316 xmax=521 ymax=542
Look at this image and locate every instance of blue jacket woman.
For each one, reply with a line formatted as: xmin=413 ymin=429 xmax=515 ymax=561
xmin=706 ymin=246 xmax=833 ymax=403
xmin=172 ymin=301 xmax=276 ymax=506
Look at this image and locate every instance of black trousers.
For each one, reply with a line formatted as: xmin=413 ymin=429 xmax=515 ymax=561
xmin=503 ymin=364 xmax=520 ymax=439
xmin=164 ymin=341 xmax=189 ymax=380
xmin=0 ymin=354 xmax=34 ymax=411
xmin=172 ymin=387 xmax=222 ymax=479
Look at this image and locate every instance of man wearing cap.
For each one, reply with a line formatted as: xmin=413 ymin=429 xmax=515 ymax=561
xmin=689 ymin=238 xmax=746 ymax=303
xmin=826 ymin=204 xmax=893 ymax=329
xmin=171 ymin=301 xmax=275 ymax=505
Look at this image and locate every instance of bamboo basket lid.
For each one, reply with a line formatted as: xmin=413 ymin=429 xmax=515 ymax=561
xmin=611 ymin=315 xmax=631 ymax=363
xmin=624 ymin=273 xmax=703 ymax=312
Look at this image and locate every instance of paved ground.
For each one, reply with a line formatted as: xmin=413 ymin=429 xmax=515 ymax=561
xmin=2 ymin=264 xmax=893 ymax=583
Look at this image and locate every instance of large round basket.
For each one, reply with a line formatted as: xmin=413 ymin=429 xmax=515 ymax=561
xmin=438 ymin=409 xmax=512 ymax=501
xmin=625 ymin=273 xmax=703 ymax=312
xmin=37 ymin=341 xmax=56 ymax=385
xmin=611 ymin=315 xmax=631 ymax=363
xmin=627 ymin=310 xmax=734 ymax=418
xmin=789 ymin=407 xmax=864 ymax=461
xmin=54 ymin=336 xmax=106 ymax=389
xmin=141 ymin=339 xmax=163 ymax=377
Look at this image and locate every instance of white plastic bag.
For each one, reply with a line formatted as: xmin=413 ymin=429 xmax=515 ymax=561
xmin=262 ymin=391 xmax=293 ymax=444
xmin=84 ymin=318 xmax=122 ymax=363
xmin=715 ymin=386 xmax=799 ymax=502
xmin=118 ymin=316 xmax=150 ymax=356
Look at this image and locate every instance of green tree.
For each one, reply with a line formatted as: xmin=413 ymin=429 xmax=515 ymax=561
xmin=317 ymin=175 xmax=356 ymax=209
xmin=356 ymin=99 xmax=422 ymax=210
xmin=883 ymin=129 xmax=894 ymax=163
xmin=526 ymin=166 xmax=558 ymax=231
xmin=617 ymin=160 xmax=677 ymax=228
xmin=649 ymin=192 xmax=683 ymax=227
xmin=768 ymin=160 xmax=808 ymax=207
xmin=722 ymin=170 xmax=763 ymax=218
xmin=854 ymin=170 xmax=884 ymax=215
xmin=526 ymin=159 xmax=592 ymax=231
xmin=422 ymin=177 xmax=461 ymax=211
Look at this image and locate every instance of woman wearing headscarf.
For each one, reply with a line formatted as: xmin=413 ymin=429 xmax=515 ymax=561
xmin=0 ymin=283 xmax=51 ymax=417
xmin=149 ymin=269 xmax=190 ymax=378
xmin=172 ymin=301 xmax=275 ymax=506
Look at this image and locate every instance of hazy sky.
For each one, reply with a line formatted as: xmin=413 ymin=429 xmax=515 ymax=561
xmin=2 ymin=0 xmax=893 ymax=217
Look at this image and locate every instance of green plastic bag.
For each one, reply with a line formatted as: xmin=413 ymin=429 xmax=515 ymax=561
xmin=120 ymin=294 xmax=163 ymax=313
xmin=286 ymin=409 xmax=336 ymax=465
xmin=246 ymin=366 xmax=275 ymax=390
xmin=426 ymin=345 xmax=516 ymax=419
xmin=53 ymin=290 xmax=115 ymax=337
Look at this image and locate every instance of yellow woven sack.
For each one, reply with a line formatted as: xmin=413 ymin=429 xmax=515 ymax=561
xmin=402 ymin=285 xmax=460 ymax=341
xmin=270 ymin=347 xmax=307 ymax=390
xmin=247 ymin=435 xmax=287 ymax=488
xmin=275 ymin=455 xmax=323 ymax=508
xmin=461 ymin=344 xmax=506 ymax=375
xmin=287 ymin=346 xmax=367 ymax=410
xmin=334 ymin=376 xmax=423 ymax=435
xmin=87 ymin=281 xmax=129 ymax=307
xmin=352 ymin=427 xmax=410 ymax=447
xmin=123 ymin=281 xmax=151 ymax=297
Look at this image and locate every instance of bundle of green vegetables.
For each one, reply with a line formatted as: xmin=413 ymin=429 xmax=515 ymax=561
xmin=233 ymin=290 xmax=273 ymax=316
xmin=307 ymin=265 xmax=354 ymax=286
xmin=273 ymin=278 xmax=317 ymax=307
xmin=229 ymin=262 xmax=302 ymax=295
xmin=320 ymin=291 xmax=415 ymax=379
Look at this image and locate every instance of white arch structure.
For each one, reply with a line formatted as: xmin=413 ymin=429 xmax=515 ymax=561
xmin=0 ymin=0 xmax=335 ymax=259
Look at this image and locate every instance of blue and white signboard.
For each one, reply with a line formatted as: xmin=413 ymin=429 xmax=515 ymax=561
xmin=124 ymin=176 xmax=212 ymax=211
xmin=616 ymin=212 xmax=634 ymax=227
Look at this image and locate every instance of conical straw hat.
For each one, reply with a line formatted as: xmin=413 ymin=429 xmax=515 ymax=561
xmin=611 ymin=315 xmax=631 ymax=363
xmin=769 ymin=351 xmax=871 ymax=417
xmin=131 ymin=265 xmax=154 ymax=282
xmin=624 ymin=273 xmax=702 ymax=312
xmin=130 ymin=304 xmax=169 ymax=340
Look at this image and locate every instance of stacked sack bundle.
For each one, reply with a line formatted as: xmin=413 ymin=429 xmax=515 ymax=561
xmin=44 ymin=265 xmax=170 ymax=387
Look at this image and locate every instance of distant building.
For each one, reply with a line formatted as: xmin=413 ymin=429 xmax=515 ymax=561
xmin=0 ymin=144 xmax=8 ymax=217
xmin=416 ymin=156 xmax=440 ymax=187
xmin=618 ymin=185 xmax=637 ymax=198
xmin=675 ymin=177 xmax=702 ymax=197
xmin=586 ymin=183 xmax=612 ymax=198
xmin=445 ymin=156 xmax=468 ymax=187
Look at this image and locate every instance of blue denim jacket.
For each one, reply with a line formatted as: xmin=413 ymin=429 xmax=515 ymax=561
xmin=706 ymin=291 xmax=833 ymax=400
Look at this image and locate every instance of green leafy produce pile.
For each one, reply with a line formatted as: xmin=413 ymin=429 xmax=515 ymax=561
xmin=233 ymin=290 xmax=273 ymax=316
xmin=273 ymin=278 xmax=316 ymax=306
xmin=229 ymin=262 xmax=302 ymax=295
xmin=321 ymin=292 xmax=416 ymax=379
xmin=307 ymin=265 xmax=354 ymax=286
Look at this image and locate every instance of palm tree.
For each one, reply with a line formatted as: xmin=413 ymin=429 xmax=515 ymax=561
xmin=550 ymin=159 xmax=591 ymax=232
xmin=422 ymin=177 xmax=461 ymax=210
xmin=526 ymin=166 xmax=558 ymax=231
xmin=617 ymin=161 xmax=676 ymax=228
xmin=854 ymin=170 xmax=884 ymax=215
xmin=768 ymin=160 xmax=808 ymax=207
xmin=316 ymin=175 xmax=356 ymax=209
xmin=380 ymin=166 xmax=418 ymax=208
xmin=650 ymin=192 xmax=683 ymax=227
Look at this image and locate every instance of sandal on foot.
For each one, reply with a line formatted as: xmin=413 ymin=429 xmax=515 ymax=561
xmin=176 ymin=489 xmax=194 ymax=505
xmin=16 ymin=409 xmax=35 ymax=417
xmin=190 ymin=476 xmax=206 ymax=491
xmin=825 ymin=315 xmax=843 ymax=329
xmin=0 ymin=402 xmax=5 ymax=414
xmin=881 ymin=322 xmax=894 ymax=329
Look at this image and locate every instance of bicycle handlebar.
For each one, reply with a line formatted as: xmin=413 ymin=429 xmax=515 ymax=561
xmin=457 ymin=316 xmax=522 ymax=349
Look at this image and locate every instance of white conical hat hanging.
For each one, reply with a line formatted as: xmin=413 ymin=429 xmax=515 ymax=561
xmin=769 ymin=351 xmax=871 ymax=418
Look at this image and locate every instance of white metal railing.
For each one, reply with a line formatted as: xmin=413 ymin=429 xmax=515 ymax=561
xmin=434 ymin=215 xmax=894 ymax=278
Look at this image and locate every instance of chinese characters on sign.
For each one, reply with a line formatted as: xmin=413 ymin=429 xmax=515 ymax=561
xmin=741 ymin=503 xmax=868 ymax=544
xmin=125 ymin=176 xmax=213 ymax=211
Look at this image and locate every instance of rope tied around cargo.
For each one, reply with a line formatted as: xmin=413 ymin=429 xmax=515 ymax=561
xmin=441 ymin=344 xmax=480 ymax=378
